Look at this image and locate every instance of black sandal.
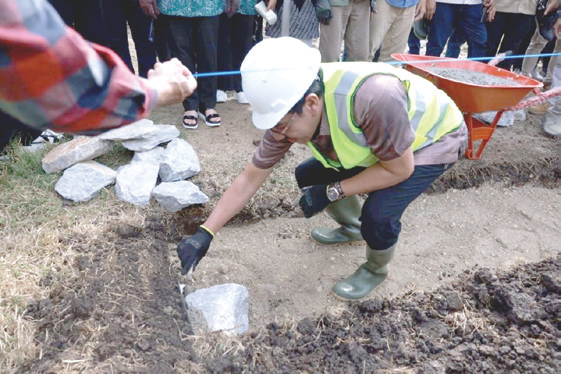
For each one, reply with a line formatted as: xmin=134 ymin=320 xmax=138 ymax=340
xmin=198 ymin=110 xmax=221 ymax=127
xmin=182 ymin=111 xmax=198 ymax=130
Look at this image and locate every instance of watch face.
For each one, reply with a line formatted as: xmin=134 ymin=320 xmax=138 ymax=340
xmin=327 ymin=187 xmax=339 ymax=202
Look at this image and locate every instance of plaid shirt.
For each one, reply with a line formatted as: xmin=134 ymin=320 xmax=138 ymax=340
xmin=0 ymin=0 xmax=157 ymax=135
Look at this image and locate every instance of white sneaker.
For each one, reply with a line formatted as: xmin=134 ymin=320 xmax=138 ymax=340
xmin=216 ymin=90 xmax=227 ymax=103
xmin=531 ymin=68 xmax=545 ymax=82
xmin=235 ymin=91 xmax=249 ymax=104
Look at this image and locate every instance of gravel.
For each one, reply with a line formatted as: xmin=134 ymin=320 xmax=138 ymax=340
xmin=428 ymin=67 xmax=521 ymax=86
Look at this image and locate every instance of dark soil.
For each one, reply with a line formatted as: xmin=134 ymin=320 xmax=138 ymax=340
xmin=23 ymin=220 xmax=560 ymax=373
xmin=235 ymin=256 xmax=560 ymax=374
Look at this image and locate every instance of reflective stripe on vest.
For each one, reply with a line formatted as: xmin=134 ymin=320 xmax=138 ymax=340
xmin=307 ymin=62 xmax=464 ymax=170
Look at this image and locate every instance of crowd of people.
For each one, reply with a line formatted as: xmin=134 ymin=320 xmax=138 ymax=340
xmin=2 ymin=0 xmax=561 ymax=148
xmin=133 ymin=0 xmax=559 ymax=135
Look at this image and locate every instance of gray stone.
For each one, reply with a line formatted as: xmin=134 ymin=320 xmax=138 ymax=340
xmin=114 ymin=161 xmax=159 ymax=206
xmin=152 ymin=181 xmax=208 ymax=212
xmin=121 ymin=125 xmax=180 ymax=152
xmin=159 ymin=138 xmax=200 ymax=182
xmin=54 ymin=161 xmax=117 ymax=202
xmin=97 ymin=119 xmax=158 ymax=141
xmin=42 ymin=136 xmax=112 ymax=174
xmin=132 ymin=146 xmax=164 ymax=164
xmin=185 ymin=283 xmax=249 ymax=336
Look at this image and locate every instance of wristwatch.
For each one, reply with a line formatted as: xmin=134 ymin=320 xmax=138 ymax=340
xmin=326 ymin=181 xmax=345 ymax=202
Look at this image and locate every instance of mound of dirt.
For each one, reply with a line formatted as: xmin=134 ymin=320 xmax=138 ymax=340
xmin=212 ymin=256 xmax=561 ymax=373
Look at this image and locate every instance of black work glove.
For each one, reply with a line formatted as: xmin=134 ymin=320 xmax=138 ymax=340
xmin=299 ymin=184 xmax=330 ymax=218
xmin=315 ymin=0 xmax=332 ymax=25
xmin=177 ymin=225 xmax=214 ymax=275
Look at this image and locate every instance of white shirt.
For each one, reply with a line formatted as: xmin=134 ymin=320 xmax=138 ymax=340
xmin=436 ymin=0 xmax=483 ymax=4
xmin=495 ymin=0 xmax=537 ymax=15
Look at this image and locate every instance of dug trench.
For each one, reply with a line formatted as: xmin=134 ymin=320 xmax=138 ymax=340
xmin=21 ymin=101 xmax=559 ymax=372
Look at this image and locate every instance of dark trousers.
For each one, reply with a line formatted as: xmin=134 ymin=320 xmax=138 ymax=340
xmin=486 ymin=12 xmax=534 ymax=70
xmin=217 ymin=13 xmax=255 ymax=92
xmin=48 ymin=0 xmax=110 ymax=47
xmin=166 ymin=15 xmax=220 ymax=112
xmin=0 ymin=112 xmax=42 ymax=153
xmin=295 ymin=158 xmax=453 ymax=251
xmin=427 ymin=3 xmax=487 ymax=58
xmin=154 ymin=17 xmax=172 ymax=62
xmin=407 ymin=29 xmax=420 ymax=55
xmin=103 ymin=0 xmax=157 ymax=77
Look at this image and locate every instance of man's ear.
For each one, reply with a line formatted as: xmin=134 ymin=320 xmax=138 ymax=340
xmin=304 ymin=93 xmax=321 ymax=114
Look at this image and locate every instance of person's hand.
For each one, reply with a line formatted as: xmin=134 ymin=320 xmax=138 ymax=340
xmin=226 ymin=0 xmax=242 ymax=17
xmin=425 ymin=0 xmax=436 ymax=20
xmin=140 ymin=0 xmax=159 ymax=20
xmin=414 ymin=0 xmax=426 ymax=22
xmin=267 ymin=0 xmax=277 ymax=11
xmin=299 ymin=184 xmax=331 ymax=218
xmin=177 ymin=226 xmax=214 ymax=275
xmin=555 ymin=17 xmax=561 ymax=38
xmin=146 ymin=58 xmax=197 ymax=107
xmin=486 ymin=4 xmax=496 ymax=22
xmin=315 ymin=0 xmax=332 ymax=25
xmin=545 ymin=0 xmax=560 ymax=15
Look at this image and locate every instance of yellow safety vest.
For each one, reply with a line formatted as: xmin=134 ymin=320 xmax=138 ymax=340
xmin=307 ymin=62 xmax=464 ymax=170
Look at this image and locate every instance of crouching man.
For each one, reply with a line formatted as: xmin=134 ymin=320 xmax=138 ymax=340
xmin=177 ymin=37 xmax=467 ymax=300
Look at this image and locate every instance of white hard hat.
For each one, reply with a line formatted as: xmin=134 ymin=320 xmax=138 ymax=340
xmin=241 ymin=37 xmax=321 ymax=130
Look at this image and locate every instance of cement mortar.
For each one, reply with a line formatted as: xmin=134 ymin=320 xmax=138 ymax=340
xmin=428 ymin=67 xmax=520 ymax=86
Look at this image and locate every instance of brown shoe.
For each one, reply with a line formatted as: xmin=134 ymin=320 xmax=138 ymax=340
xmin=529 ymin=102 xmax=551 ymax=115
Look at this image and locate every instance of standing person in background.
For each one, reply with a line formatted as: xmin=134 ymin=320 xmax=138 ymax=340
xmin=318 ymin=0 xmax=371 ymax=62
xmin=1 ymin=0 xmax=197 ymax=137
xmin=426 ymin=0 xmax=494 ymax=58
xmin=141 ymin=0 xmax=223 ymax=130
xmin=48 ymin=0 xmax=110 ymax=47
xmin=103 ymin=0 xmax=157 ymax=77
xmin=368 ymin=0 xmax=426 ymax=62
xmin=217 ymin=0 xmax=258 ymax=105
xmin=485 ymin=0 xmax=558 ymax=71
xmin=538 ymin=5 xmax=561 ymax=136
xmin=265 ymin=0 xmax=320 ymax=47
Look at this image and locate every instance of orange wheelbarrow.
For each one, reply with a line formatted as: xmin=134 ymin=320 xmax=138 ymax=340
xmin=391 ymin=54 xmax=549 ymax=160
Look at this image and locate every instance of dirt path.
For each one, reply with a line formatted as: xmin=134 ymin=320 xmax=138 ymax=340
xmin=191 ymin=184 xmax=560 ymax=326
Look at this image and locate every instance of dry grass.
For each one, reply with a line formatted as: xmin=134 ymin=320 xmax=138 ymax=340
xmin=0 ymin=141 xmax=148 ymax=373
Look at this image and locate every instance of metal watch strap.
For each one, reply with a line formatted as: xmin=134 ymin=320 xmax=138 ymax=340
xmin=334 ymin=181 xmax=346 ymax=199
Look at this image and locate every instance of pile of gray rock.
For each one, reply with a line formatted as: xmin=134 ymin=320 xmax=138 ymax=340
xmin=42 ymin=119 xmax=208 ymax=212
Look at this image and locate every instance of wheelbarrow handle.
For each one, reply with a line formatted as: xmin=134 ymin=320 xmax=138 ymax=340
xmin=506 ymin=86 xmax=561 ymax=111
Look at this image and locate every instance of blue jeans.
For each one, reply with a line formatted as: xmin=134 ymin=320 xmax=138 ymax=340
xmin=407 ymin=28 xmax=420 ymax=55
xmin=295 ymin=158 xmax=453 ymax=251
xmin=427 ymin=3 xmax=487 ymax=58
xmin=445 ymin=28 xmax=465 ymax=58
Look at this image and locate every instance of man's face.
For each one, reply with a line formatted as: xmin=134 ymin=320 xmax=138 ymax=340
xmin=269 ymin=96 xmax=322 ymax=144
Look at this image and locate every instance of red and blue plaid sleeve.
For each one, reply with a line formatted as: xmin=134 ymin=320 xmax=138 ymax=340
xmin=0 ymin=0 xmax=158 ymax=134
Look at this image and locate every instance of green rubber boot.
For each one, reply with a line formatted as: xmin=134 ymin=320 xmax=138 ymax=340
xmin=311 ymin=195 xmax=363 ymax=245
xmin=331 ymin=244 xmax=396 ymax=301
